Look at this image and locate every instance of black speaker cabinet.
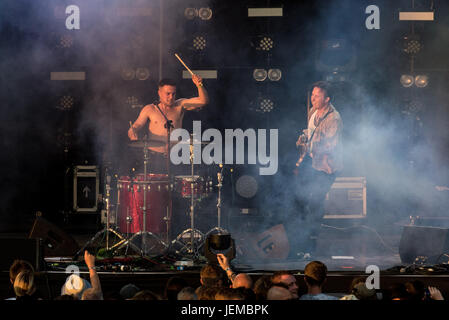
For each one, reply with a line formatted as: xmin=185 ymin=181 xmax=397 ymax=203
xmin=399 ymin=226 xmax=449 ymax=264
xmin=29 ymin=216 xmax=79 ymax=257
xmin=0 ymin=238 xmax=44 ymax=272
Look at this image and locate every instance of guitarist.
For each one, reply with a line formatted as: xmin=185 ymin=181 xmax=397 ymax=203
xmin=290 ymin=81 xmax=343 ymax=258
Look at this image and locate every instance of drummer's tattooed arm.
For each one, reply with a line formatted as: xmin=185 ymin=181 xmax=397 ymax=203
xmin=180 ymin=74 xmax=209 ymax=111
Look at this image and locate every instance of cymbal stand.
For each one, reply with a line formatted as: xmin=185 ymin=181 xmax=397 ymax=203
xmin=119 ymin=141 xmax=168 ymax=257
xmin=205 ymin=165 xmax=229 ymax=238
xmin=170 ymin=135 xmax=204 ymax=260
xmin=73 ymin=166 xmax=126 ymax=260
xmin=154 ymin=101 xmax=174 ymax=244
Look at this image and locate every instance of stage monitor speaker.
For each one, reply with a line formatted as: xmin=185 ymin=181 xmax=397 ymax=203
xmin=0 ymin=238 xmax=44 ymax=272
xmin=234 ymin=224 xmax=290 ymax=261
xmin=399 ymin=226 xmax=449 ymax=264
xmin=29 ymin=216 xmax=79 ymax=257
xmin=315 ymin=225 xmax=387 ymax=257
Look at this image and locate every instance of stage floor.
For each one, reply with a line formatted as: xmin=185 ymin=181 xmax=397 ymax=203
xmin=3 ymin=229 xmax=449 ymax=300
xmin=66 ymin=224 xmax=405 ymax=273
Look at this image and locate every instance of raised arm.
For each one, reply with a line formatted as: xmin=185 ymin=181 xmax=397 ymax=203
xmin=128 ymin=106 xmax=150 ymax=140
xmin=180 ymin=74 xmax=209 ymax=111
xmin=84 ymin=250 xmax=102 ymax=298
xmin=217 ymin=253 xmax=237 ymax=283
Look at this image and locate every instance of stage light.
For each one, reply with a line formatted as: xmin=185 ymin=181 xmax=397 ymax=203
xmin=403 ymin=35 xmax=421 ymax=55
xmin=248 ymin=7 xmax=283 ymax=17
xmin=204 ymin=233 xmax=236 ymax=265
xmin=267 ymin=69 xmax=282 ymax=81
xmin=403 ymin=99 xmax=424 ymax=114
xmin=236 ymin=175 xmax=258 ymax=198
xmin=399 ymin=12 xmax=434 ymax=21
xmin=400 ymin=74 xmax=414 ymax=87
xmin=126 ymin=96 xmax=142 ymax=109
xmin=59 ymin=34 xmax=73 ymax=48
xmin=130 ymin=34 xmax=145 ymax=50
xmin=115 ymin=7 xmax=153 ymax=17
xmin=415 ymin=75 xmax=429 ymax=87
xmin=121 ymin=68 xmax=135 ymax=80
xmin=136 ymin=68 xmax=150 ymax=80
xmin=184 ymin=8 xmax=198 ymax=20
xmin=182 ymin=70 xmax=217 ymax=79
xmin=193 ymin=36 xmax=206 ymax=50
xmin=315 ymin=38 xmax=356 ymax=73
xmin=325 ymin=73 xmax=346 ymax=82
xmin=253 ymin=69 xmax=267 ymax=81
xmin=198 ymin=7 xmax=212 ymax=20
xmin=259 ymin=98 xmax=275 ymax=113
xmin=50 ymin=72 xmax=85 ymax=81
xmin=58 ymin=96 xmax=74 ymax=110
xmin=258 ymin=36 xmax=273 ymax=51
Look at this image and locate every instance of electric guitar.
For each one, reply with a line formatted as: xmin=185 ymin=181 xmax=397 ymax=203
xmin=293 ymin=131 xmax=309 ymax=175
xmin=295 ymin=132 xmax=308 ymax=168
xmin=294 ymin=107 xmax=334 ymax=175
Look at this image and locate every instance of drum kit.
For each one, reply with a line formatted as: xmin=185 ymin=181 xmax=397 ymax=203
xmin=75 ymin=134 xmax=229 ymax=261
xmin=75 ymin=54 xmax=229 ymax=262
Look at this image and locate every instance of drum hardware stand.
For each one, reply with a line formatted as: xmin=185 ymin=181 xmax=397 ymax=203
xmin=154 ymin=101 xmax=174 ymax=244
xmin=170 ymin=134 xmax=204 ymax=261
xmin=73 ymin=167 xmax=126 ymax=260
xmin=117 ymin=140 xmax=168 ymax=257
xmin=114 ymin=181 xmax=138 ymax=257
xmin=205 ymin=164 xmax=229 ymax=238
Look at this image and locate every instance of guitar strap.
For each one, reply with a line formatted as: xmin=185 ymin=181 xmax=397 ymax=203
xmin=307 ymin=107 xmax=334 ymax=153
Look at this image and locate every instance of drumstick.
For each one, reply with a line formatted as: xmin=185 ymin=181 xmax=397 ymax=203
xmin=129 ymin=121 xmax=137 ymax=136
xmin=175 ymin=53 xmax=194 ymax=76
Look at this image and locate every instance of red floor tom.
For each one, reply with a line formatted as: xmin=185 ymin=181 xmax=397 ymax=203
xmin=117 ymin=174 xmax=169 ymax=234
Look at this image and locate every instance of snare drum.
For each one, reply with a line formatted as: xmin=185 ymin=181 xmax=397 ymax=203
xmin=174 ymin=175 xmax=213 ymax=199
xmin=117 ymin=174 xmax=169 ymax=234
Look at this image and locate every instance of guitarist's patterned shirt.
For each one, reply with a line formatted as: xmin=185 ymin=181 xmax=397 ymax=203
xmin=307 ymin=103 xmax=343 ymax=174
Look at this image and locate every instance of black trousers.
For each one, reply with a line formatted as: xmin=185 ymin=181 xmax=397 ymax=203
xmin=286 ymin=156 xmax=336 ymax=255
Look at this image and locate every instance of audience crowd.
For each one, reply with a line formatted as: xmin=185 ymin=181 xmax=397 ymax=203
xmin=5 ymin=252 xmax=445 ymax=301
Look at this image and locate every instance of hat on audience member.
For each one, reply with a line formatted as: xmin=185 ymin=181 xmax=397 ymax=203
xmin=61 ymin=274 xmax=92 ymax=299
xmin=120 ymin=283 xmax=140 ymax=299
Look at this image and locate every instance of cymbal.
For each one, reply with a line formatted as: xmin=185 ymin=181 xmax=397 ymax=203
xmin=171 ymin=139 xmax=209 ymax=145
xmin=128 ymin=139 xmax=166 ymax=148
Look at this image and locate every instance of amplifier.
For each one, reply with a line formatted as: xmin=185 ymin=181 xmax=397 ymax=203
xmin=73 ymin=165 xmax=99 ymax=213
xmin=323 ymin=176 xmax=366 ymax=219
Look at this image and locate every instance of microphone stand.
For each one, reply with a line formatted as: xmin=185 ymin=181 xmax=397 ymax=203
xmin=154 ymin=101 xmax=174 ymax=244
